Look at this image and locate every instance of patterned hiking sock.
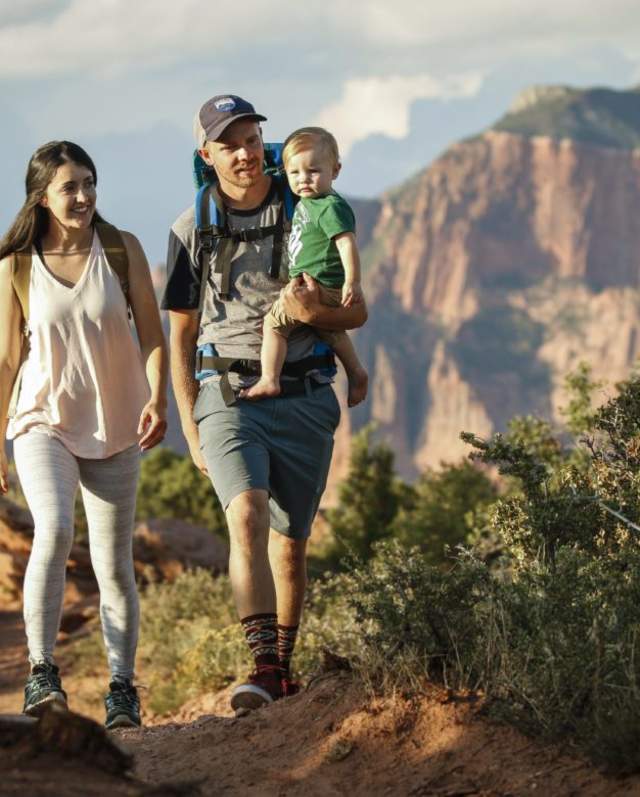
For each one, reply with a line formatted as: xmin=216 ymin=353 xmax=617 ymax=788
xmin=277 ymin=623 xmax=299 ymax=678
xmin=241 ymin=613 xmax=279 ymax=671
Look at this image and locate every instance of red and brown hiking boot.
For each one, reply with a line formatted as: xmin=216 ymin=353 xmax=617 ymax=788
xmin=231 ymin=665 xmax=283 ymax=715
xmin=281 ymin=677 xmax=301 ymax=697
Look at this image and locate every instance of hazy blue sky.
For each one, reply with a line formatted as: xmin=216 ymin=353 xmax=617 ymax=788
xmin=1 ymin=0 xmax=639 ymax=263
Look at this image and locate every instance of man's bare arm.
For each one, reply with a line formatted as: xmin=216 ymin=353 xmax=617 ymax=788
xmin=168 ymin=309 xmax=208 ymax=475
xmin=280 ymin=274 xmax=368 ymax=331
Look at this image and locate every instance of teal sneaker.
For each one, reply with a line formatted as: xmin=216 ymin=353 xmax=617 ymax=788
xmin=104 ymin=679 xmax=141 ymax=729
xmin=23 ymin=662 xmax=68 ymax=716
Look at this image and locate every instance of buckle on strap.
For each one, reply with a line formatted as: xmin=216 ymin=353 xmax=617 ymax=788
xmin=199 ymin=227 xmax=215 ymax=253
xmin=232 ymin=226 xmax=278 ymax=244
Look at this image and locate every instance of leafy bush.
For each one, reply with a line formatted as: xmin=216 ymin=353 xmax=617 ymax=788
xmin=321 ymin=367 xmax=640 ymax=773
xmin=324 ymin=427 xmax=495 ymax=567
xmin=324 ymin=427 xmax=411 ymax=565
xmin=391 ymin=460 xmax=496 ymax=563
xmin=137 ymin=447 xmax=226 ymax=536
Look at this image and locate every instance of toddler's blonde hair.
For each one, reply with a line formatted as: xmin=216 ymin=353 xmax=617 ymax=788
xmin=282 ymin=127 xmax=340 ymax=169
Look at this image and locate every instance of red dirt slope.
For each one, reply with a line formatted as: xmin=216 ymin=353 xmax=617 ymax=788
xmin=119 ymin=673 xmax=640 ymax=797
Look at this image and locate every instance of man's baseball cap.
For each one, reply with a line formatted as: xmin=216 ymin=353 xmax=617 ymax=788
xmin=193 ymin=95 xmax=267 ymax=147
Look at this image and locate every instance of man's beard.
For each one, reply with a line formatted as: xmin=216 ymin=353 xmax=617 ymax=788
xmin=226 ymin=162 xmax=261 ymax=188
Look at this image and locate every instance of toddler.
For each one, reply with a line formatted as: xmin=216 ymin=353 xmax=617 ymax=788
xmin=241 ymin=126 xmax=368 ymax=406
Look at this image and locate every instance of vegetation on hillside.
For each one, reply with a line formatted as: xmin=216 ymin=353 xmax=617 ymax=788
xmin=15 ymin=359 xmax=638 ymax=773
xmin=493 ymin=85 xmax=640 ymax=149
xmin=109 ymin=363 xmax=640 ymax=774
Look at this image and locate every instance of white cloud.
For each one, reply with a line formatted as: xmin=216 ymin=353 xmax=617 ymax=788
xmin=313 ymin=73 xmax=484 ymax=156
xmin=2 ymin=1 xmax=640 ymax=79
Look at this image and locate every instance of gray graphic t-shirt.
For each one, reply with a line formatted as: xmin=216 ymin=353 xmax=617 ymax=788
xmin=161 ymin=180 xmax=328 ymax=388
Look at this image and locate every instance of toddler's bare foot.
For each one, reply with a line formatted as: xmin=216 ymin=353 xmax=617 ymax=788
xmin=239 ymin=377 xmax=281 ymax=400
xmin=347 ymin=367 xmax=368 ymax=407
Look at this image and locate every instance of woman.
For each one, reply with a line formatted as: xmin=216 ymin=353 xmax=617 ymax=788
xmin=0 ymin=141 xmax=168 ymax=729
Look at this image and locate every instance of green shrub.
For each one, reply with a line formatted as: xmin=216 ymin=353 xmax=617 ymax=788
xmin=344 ymin=538 xmax=640 ymax=774
xmin=137 ymin=448 xmax=226 ymax=536
xmin=391 ymin=461 xmax=497 ymax=564
xmin=324 ymin=427 xmax=411 ymax=565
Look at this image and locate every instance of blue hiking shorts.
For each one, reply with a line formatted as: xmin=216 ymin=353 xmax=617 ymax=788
xmin=193 ymin=380 xmax=341 ymax=539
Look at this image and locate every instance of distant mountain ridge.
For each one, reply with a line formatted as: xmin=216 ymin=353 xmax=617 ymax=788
xmin=492 ymin=84 xmax=640 ymax=149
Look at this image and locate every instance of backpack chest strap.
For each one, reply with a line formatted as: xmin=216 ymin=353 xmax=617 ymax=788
xmin=196 ymin=178 xmax=291 ymax=307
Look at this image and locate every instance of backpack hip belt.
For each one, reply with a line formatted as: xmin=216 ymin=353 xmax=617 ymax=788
xmin=195 ymin=348 xmax=337 ymax=407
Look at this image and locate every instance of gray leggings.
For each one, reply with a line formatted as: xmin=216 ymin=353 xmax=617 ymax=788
xmin=14 ymin=432 xmax=140 ymax=680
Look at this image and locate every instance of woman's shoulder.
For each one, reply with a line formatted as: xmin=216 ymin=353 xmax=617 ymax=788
xmin=96 ymin=227 xmax=144 ymax=262
xmin=0 ymin=250 xmax=30 ymax=276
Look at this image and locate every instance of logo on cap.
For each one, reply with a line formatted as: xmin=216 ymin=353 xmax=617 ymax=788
xmin=214 ymin=97 xmax=236 ymax=112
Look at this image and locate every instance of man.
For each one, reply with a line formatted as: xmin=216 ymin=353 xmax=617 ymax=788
xmin=162 ymin=95 xmax=367 ymax=712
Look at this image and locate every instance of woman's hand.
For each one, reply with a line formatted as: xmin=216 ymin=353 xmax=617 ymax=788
xmin=0 ymin=449 xmax=9 ymax=494
xmin=137 ymin=400 xmax=167 ymax=451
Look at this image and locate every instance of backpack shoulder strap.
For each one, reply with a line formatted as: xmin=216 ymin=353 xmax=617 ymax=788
xmin=196 ymin=184 xmax=225 ymax=312
xmin=95 ymin=223 xmax=131 ymax=308
xmin=270 ymin=175 xmax=297 ymax=281
xmin=10 ymin=251 xmax=32 ymax=324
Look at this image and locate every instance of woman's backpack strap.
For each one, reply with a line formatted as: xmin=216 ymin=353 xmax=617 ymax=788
xmin=7 ymin=251 xmax=32 ymax=419
xmin=95 ymin=223 xmax=131 ymax=309
xmin=10 ymin=251 xmax=32 ymax=325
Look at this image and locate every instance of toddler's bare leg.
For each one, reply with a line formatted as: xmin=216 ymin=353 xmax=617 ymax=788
xmin=327 ymin=332 xmax=368 ymax=407
xmin=240 ymin=323 xmax=288 ymax=400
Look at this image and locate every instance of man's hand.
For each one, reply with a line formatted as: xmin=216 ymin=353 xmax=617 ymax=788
xmin=341 ymin=281 xmax=364 ymax=308
xmin=185 ymin=430 xmax=208 ymax=476
xmin=281 ymin=272 xmax=367 ymax=331
xmin=281 ymin=273 xmax=319 ymax=323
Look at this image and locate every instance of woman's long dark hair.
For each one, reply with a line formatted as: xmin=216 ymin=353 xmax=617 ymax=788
xmin=0 ymin=140 xmax=106 ymax=260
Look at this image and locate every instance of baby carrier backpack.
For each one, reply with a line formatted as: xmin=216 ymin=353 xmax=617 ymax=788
xmin=192 ymin=145 xmax=336 ymax=405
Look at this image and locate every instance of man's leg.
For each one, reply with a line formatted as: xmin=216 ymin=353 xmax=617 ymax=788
xmin=227 ymin=489 xmax=284 ymax=712
xmin=268 ymin=531 xmax=307 ymax=689
xmin=226 ymin=489 xmax=275 ymax=617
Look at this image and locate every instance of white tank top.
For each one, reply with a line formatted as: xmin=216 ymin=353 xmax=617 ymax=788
xmin=7 ymin=231 xmax=150 ymax=458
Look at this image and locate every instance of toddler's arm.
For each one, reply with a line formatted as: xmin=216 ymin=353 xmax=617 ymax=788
xmin=334 ymin=232 xmax=364 ymax=308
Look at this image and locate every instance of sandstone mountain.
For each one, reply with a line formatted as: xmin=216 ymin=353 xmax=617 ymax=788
xmin=336 ymin=84 xmax=640 ymax=482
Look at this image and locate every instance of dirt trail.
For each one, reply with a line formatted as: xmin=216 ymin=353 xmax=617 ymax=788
xmin=0 ymin=611 xmax=28 ymax=715
xmin=2 ymin=610 xmax=640 ymax=796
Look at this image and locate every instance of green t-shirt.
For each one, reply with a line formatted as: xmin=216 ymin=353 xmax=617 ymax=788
xmin=287 ymin=192 xmax=355 ymax=287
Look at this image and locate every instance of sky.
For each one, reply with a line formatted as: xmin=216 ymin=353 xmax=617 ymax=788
xmin=1 ymin=0 xmax=640 ymax=264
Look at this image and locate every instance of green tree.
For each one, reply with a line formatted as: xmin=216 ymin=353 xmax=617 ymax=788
xmin=136 ymin=448 xmax=226 ymax=537
xmin=325 ymin=427 xmax=410 ymax=565
xmin=391 ymin=461 xmax=497 ymax=564
xmin=560 ymin=361 xmax=603 ymax=437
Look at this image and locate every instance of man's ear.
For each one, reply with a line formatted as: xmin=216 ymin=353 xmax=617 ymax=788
xmin=198 ymin=145 xmax=215 ymax=167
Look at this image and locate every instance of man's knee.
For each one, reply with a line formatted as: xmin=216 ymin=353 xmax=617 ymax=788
xmin=226 ymin=489 xmax=270 ymax=551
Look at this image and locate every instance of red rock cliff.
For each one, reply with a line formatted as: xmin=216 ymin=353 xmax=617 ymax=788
xmin=330 ymin=129 xmax=640 ymax=489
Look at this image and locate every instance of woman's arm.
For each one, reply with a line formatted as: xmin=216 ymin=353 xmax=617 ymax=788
xmin=0 ymin=257 xmax=23 ymax=492
xmin=280 ymin=273 xmax=368 ymax=330
xmin=122 ymin=231 xmax=168 ymax=451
